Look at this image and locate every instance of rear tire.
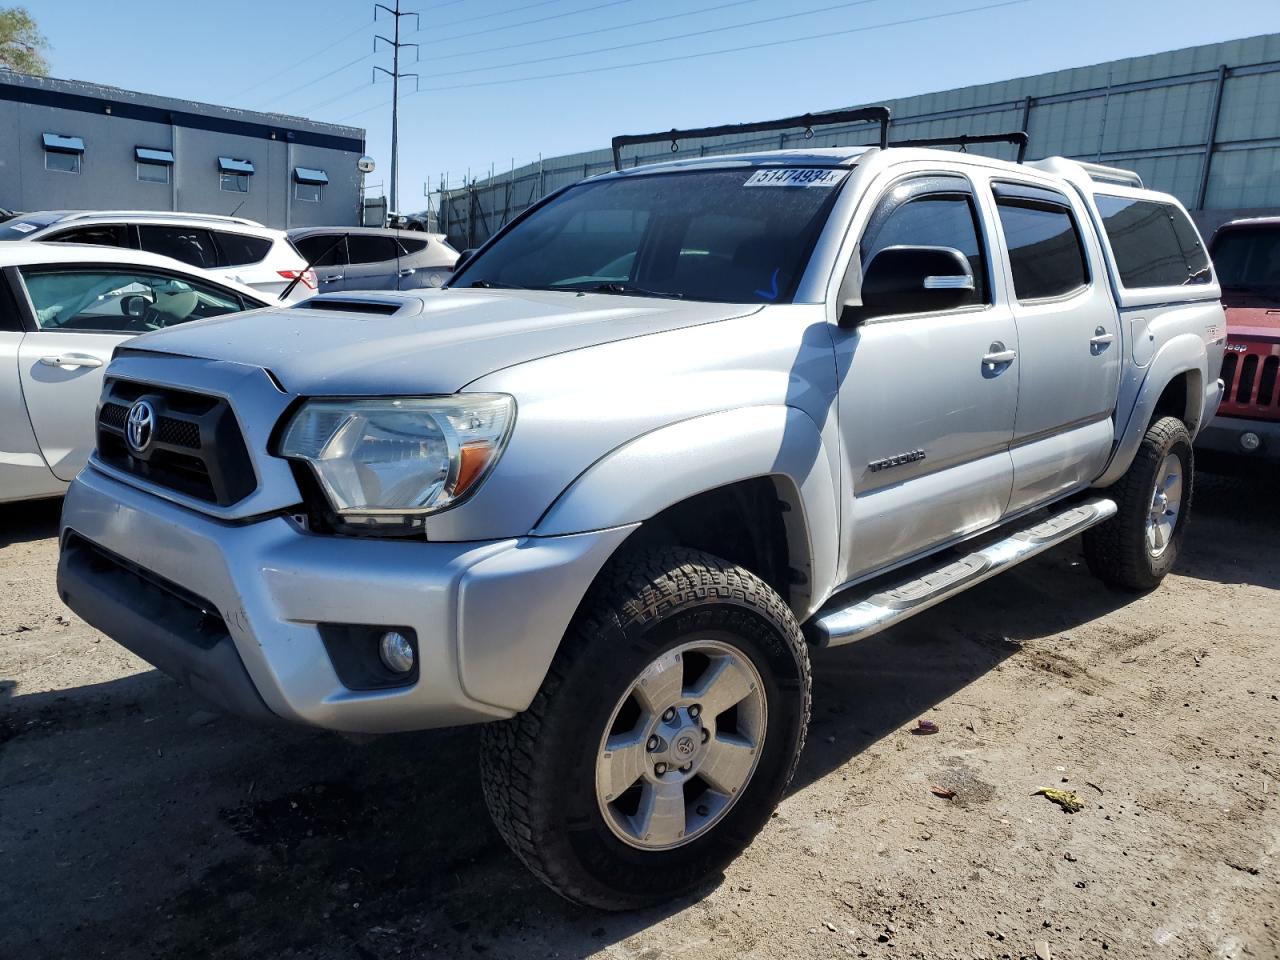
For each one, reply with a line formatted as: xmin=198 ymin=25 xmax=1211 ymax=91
xmin=1084 ymin=415 xmax=1193 ymax=591
xmin=479 ymin=546 xmax=811 ymax=910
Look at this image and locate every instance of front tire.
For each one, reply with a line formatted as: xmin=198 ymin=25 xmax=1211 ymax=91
xmin=1084 ymin=415 xmax=1194 ymax=591
xmin=479 ymin=546 xmax=811 ymax=910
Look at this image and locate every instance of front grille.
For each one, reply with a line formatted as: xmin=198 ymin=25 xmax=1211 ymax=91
xmin=1219 ymin=340 xmax=1280 ymax=421
xmin=96 ymin=379 xmax=257 ymax=506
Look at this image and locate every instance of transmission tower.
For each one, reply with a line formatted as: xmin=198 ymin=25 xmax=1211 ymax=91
xmin=374 ymin=1 xmax=419 ymax=214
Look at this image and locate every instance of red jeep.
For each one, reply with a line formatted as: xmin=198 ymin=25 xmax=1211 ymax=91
xmin=1197 ymin=217 xmax=1280 ymax=464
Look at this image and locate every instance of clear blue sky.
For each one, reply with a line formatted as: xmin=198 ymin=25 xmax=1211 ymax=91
xmin=28 ymin=0 xmax=1280 ymax=208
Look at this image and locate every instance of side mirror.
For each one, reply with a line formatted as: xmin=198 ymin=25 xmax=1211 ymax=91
xmin=840 ymin=245 xmax=976 ymax=326
xmin=452 ymin=248 xmax=477 ymax=273
xmin=119 ymin=294 xmax=149 ymax=319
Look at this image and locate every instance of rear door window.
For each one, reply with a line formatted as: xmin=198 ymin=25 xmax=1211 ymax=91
xmin=214 ymin=231 xmax=272 ymax=266
xmin=136 ymin=225 xmax=218 ymax=270
xmin=1094 ymin=196 xmax=1211 ymax=288
xmin=293 ymin=234 xmax=348 ymax=267
xmin=994 ymin=186 xmax=1089 ymax=301
xmin=347 ymin=235 xmax=399 ymax=265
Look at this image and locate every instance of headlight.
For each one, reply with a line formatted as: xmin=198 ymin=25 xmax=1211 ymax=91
xmin=279 ymin=394 xmax=514 ymax=533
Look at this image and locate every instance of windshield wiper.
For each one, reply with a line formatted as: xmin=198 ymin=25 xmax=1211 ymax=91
xmin=468 ymin=279 xmax=527 ymax=289
xmin=570 ymin=282 xmax=686 ymax=300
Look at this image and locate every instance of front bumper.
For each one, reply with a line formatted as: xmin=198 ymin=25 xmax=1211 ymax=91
xmin=58 ymin=466 xmax=635 ymax=733
xmin=1195 ymin=414 xmax=1280 ymax=461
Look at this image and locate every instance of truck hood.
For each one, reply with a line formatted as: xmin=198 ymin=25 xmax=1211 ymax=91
xmin=131 ymin=289 xmax=760 ymax=395
xmin=1224 ymin=305 xmax=1280 ymax=341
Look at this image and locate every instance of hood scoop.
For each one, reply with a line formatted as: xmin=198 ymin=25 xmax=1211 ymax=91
xmin=291 ymin=293 xmax=425 ymax=318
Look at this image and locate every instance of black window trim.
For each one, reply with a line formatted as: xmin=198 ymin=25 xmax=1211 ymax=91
xmin=991 ymin=178 xmax=1093 ymax=305
xmin=6 ymin=262 xmax=262 ymax=335
xmin=849 ymin=170 xmax=995 ymax=324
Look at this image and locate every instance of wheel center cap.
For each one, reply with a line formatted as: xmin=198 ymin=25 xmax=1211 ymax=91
xmin=1152 ymin=491 xmax=1168 ymax=517
xmin=674 ymin=732 xmax=698 ymax=759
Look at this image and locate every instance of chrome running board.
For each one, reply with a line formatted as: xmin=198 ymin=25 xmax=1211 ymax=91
xmin=810 ymin=497 xmax=1117 ymax=647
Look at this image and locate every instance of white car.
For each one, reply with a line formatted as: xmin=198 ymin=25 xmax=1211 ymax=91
xmin=0 ymin=242 xmax=268 ymax=504
xmin=0 ymin=210 xmax=315 ymax=301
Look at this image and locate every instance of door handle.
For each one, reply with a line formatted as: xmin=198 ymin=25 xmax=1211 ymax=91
xmin=1090 ymin=328 xmax=1115 ymax=349
xmin=397 ymin=268 xmax=416 ymax=277
xmin=39 ymin=354 xmax=103 ymax=369
xmin=982 ymin=347 xmax=1017 ymax=365
xmin=321 ymin=275 xmax=343 ymax=283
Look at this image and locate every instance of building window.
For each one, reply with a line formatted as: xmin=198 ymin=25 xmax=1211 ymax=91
xmin=42 ymin=133 xmax=84 ymax=174
xmin=217 ymin=156 xmax=254 ymax=193
xmin=136 ymin=147 xmax=174 ymax=184
xmin=293 ymin=167 xmax=328 ymax=203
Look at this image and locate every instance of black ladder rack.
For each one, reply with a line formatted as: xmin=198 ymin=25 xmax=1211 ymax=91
xmin=611 ymin=106 xmax=892 ymax=171
xmin=889 ymin=131 xmax=1030 ymax=163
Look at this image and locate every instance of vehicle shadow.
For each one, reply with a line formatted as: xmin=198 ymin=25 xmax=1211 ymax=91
xmin=0 ymin=537 xmax=1147 ymax=960
xmin=1179 ymin=467 xmax=1280 ymax=590
xmin=0 ymin=497 xmax=62 ymax=548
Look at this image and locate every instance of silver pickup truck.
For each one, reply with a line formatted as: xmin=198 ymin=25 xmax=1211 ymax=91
xmin=57 ymin=117 xmax=1225 ymax=910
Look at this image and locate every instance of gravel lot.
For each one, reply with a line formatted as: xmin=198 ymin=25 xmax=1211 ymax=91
xmin=1 ymin=471 xmax=1277 ymax=960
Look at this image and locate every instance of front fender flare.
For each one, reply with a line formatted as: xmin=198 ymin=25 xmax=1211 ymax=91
xmin=533 ymin=405 xmax=839 ymax=619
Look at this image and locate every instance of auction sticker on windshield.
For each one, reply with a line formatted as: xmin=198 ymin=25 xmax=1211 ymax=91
xmin=6 ymin=222 xmax=38 ymax=233
xmin=744 ymin=168 xmax=847 ymax=188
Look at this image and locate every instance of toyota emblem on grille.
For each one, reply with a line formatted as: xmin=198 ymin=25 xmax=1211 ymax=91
xmin=126 ymin=400 xmax=156 ymax=454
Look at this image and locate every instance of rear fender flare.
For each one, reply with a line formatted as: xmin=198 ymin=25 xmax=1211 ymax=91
xmin=1098 ymin=333 xmax=1206 ymax=487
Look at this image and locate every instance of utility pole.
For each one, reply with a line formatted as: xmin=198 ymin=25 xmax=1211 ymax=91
xmin=374 ymin=0 xmax=418 ymax=215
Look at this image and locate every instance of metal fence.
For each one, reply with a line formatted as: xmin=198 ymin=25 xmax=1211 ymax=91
xmin=436 ymin=32 xmax=1280 ymax=248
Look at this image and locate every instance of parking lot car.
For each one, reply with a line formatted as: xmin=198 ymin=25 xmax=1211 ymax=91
xmin=0 ymin=243 xmax=267 ymax=503
xmin=0 ymin=210 xmax=316 ymax=301
xmin=288 ymin=226 xmax=459 ymax=292
xmin=1195 ymin=216 xmax=1280 ymax=463
xmin=56 ymin=113 xmax=1225 ymax=910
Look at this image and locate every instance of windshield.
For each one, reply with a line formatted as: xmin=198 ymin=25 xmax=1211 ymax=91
xmin=0 ymin=213 xmax=61 ymax=240
xmin=1211 ymin=226 xmax=1280 ymax=293
xmin=451 ymin=168 xmax=849 ymax=303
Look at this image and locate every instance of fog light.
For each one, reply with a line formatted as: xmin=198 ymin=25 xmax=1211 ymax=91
xmin=379 ymin=630 xmax=415 ymax=673
xmin=1240 ymin=431 xmax=1261 ymax=452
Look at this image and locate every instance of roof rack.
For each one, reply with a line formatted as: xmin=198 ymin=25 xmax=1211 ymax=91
xmin=1072 ymin=160 xmax=1143 ymax=189
xmin=889 ymin=131 xmax=1029 ymax=163
xmin=611 ymin=106 xmax=891 ymax=171
xmin=59 ymin=210 xmax=265 ymax=227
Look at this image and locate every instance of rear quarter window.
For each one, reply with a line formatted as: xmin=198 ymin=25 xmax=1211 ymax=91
xmin=1094 ymin=196 xmax=1211 ymax=288
xmin=397 ymin=237 xmax=429 ymax=254
xmin=215 ymin=231 xmax=273 ymax=266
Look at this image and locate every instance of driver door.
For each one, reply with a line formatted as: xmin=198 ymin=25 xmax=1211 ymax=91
xmin=833 ymin=174 xmax=1020 ymax=581
xmin=12 ymin=265 xmax=250 ymax=481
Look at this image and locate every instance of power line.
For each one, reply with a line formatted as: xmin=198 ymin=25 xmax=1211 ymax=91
xmin=420 ymin=0 xmax=892 ymax=80
xmin=229 ymin=20 xmax=372 ymax=99
xmin=432 ymin=0 xmax=641 ymax=45
xmin=338 ymin=0 xmax=1033 ymax=118
xmin=256 ymin=49 xmax=377 ymax=111
xmin=428 ymin=0 xmax=580 ymax=32
xmin=428 ymin=0 xmax=764 ymax=66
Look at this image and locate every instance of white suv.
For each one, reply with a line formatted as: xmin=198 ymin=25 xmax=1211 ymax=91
xmin=0 ymin=211 xmax=315 ymax=301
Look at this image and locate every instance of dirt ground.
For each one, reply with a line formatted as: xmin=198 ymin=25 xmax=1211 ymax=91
xmin=1 ymin=471 xmax=1277 ymax=960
